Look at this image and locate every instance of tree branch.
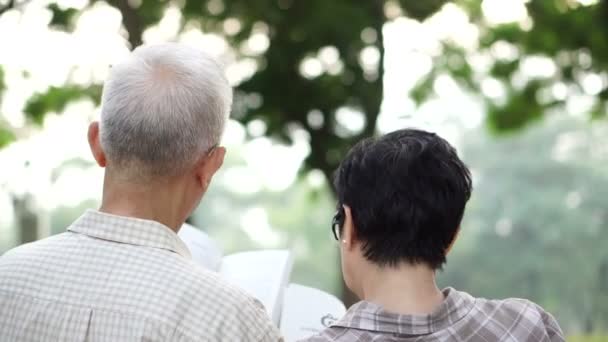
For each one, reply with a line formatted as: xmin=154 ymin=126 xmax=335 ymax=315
xmin=355 ymin=0 xmax=385 ymax=141
xmin=0 ymin=0 xmax=18 ymax=16
xmin=0 ymin=0 xmax=37 ymax=15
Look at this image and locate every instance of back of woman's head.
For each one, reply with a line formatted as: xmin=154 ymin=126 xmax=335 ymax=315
xmin=333 ymin=129 xmax=472 ymax=269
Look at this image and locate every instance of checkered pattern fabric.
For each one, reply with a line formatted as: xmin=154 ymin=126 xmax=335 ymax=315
xmin=301 ymin=288 xmax=564 ymax=342
xmin=0 ymin=210 xmax=282 ymax=342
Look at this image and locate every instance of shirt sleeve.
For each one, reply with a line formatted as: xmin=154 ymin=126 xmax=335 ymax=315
xmin=243 ymin=297 xmax=284 ymax=342
xmin=257 ymin=328 xmax=284 ymax=342
xmin=534 ymin=304 xmax=565 ymax=342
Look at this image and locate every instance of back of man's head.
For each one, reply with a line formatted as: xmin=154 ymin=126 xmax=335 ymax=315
xmin=99 ymin=43 xmax=232 ymax=180
xmin=333 ymin=129 xmax=472 ymax=269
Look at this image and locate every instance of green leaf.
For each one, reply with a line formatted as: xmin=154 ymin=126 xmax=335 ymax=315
xmin=590 ymin=102 xmax=606 ymax=121
xmin=399 ymin=0 xmax=449 ymax=21
xmin=24 ymin=85 xmax=102 ymax=125
xmin=481 ymin=23 xmax=523 ymax=47
xmin=410 ymin=73 xmax=436 ymax=106
xmin=491 ymin=60 xmax=520 ymax=79
xmin=487 ymin=82 xmax=544 ymax=133
xmin=47 ymin=3 xmax=78 ymax=30
xmin=0 ymin=125 xmax=15 ymax=149
xmin=137 ymin=0 xmax=166 ymax=27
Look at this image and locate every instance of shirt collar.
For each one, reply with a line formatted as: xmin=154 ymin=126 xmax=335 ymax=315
xmin=68 ymin=209 xmax=192 ymax=259
xmin=334 ymin=287 xmax=475 ymax=336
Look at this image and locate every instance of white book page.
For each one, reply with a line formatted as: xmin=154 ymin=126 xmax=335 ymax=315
xmin=219 ymin=250 xmax=293 ymax=325
xmin=280 ymin=283 xmax=346 ymax=341
xmin=178 ymin=224 xmax=223 ymax=271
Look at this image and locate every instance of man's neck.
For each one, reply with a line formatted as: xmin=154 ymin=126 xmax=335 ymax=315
xmin=359 ymin=262 xmax=444 ymax=316
xmin=99 ymin=177 xmax=190 ymax=232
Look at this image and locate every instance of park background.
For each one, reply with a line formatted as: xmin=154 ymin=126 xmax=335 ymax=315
xmin=0 ymin=0 xmax=607 ymax=340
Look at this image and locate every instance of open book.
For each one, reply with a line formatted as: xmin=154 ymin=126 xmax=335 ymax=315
xmin=178 ymin=224 xmax=347 ymax=341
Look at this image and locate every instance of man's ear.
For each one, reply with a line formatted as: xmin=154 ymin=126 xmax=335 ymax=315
xmin=194 ymin=146 xmax=226 ymax=191
xmin=342 ymin=205 xmax=357 ymax=251
xmin=88 ymin=122 xmax=107 ymax=167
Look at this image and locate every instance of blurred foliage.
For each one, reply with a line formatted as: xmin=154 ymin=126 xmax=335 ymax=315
xmin=413 ymin=0 xmax=608 ymax=132
xmin=439 ymin=116 xmax=608 ymax=333
xmin=569 ymin=336 xmax=608 ymax=342
xmin=0 ymin=0 xmax=448 ymax=183
xmin=0 ymin=65 xmax=5 ymax=95
xmin=1 ymin=0 xmax=606 ymax=172
xmin=398 ymin=0 xmax=449 ymax=20
xmin=3 ymin=114 xmax=606 ymax=334
xmin=187 ymin=147 xmax=341 ymax=293
xmin=0 ymin=66 xmax=14 ymax=148
xmin=487 ymin=81 xmax=545 ymax=132
xmin=0 ymin=125 xmax=15 ymax=148
xmin=47 ymin=3 xmax=78 ymax=29
xmin=1 ymin=0 xmax=608 ymax=334
xmin=194 ymin=177 xmax=340 ymax=294
xmin=23 ymin=85 xmax=102 ymax=125
xmin=3 ymin=0 xmax=605 ymax=178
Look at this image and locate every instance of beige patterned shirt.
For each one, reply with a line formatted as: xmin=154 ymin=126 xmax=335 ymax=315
xmin=301 ymin=288 xmax=564 ymax=342
xmin=0 ymin=210 xmax=282 ymax=342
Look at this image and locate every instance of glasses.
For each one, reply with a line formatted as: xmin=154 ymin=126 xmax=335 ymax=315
xmin=331 ymin=208 xmax=343 ymax=241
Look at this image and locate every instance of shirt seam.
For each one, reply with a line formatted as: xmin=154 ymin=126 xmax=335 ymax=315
xmin=0 ymin=288 xmax=199 ymax=341
xmin=333 ymin=292 xmax=476 ymax=335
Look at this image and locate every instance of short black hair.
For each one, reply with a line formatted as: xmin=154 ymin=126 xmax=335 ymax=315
xmin=333 ymin=129 xmax=472 ymax=269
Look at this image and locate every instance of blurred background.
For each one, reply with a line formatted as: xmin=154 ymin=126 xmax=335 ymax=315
xmin=0 ymin=0 xmax=607 ymax=339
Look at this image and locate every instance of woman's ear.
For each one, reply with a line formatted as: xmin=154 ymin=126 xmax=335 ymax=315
xmin=342 ymin=205 xmax=357 ymax=251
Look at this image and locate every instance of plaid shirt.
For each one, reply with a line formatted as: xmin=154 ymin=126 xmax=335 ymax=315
xmin=0 ymin=210 xmax=282 ymax=342
xmin=301 ymin=288 xmax=564 ymax=342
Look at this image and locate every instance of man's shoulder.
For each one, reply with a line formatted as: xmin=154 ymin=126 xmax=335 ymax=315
xmin=0 ymin=233 xmax=71 ymax=263
xmin=0 ymin=233 xmax=79 ymax=298
xmin=172 ymin=260 xmax=254 ymax=304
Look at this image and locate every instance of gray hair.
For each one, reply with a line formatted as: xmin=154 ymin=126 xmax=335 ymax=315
xmin=99 ymin=43 xmax=232 ymax=179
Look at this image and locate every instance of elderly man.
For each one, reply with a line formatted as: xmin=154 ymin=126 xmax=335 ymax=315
xmin=0 ymin=43 xmax=281 ymax=341
xmin=302 ymin=129 xmax=564 ymax=342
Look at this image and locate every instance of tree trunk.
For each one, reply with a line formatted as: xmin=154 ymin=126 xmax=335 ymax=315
xmin=12 ymin=194 xmax=39 ymax=244
xmin=106 ymin=0 xmax=144 ymax=49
